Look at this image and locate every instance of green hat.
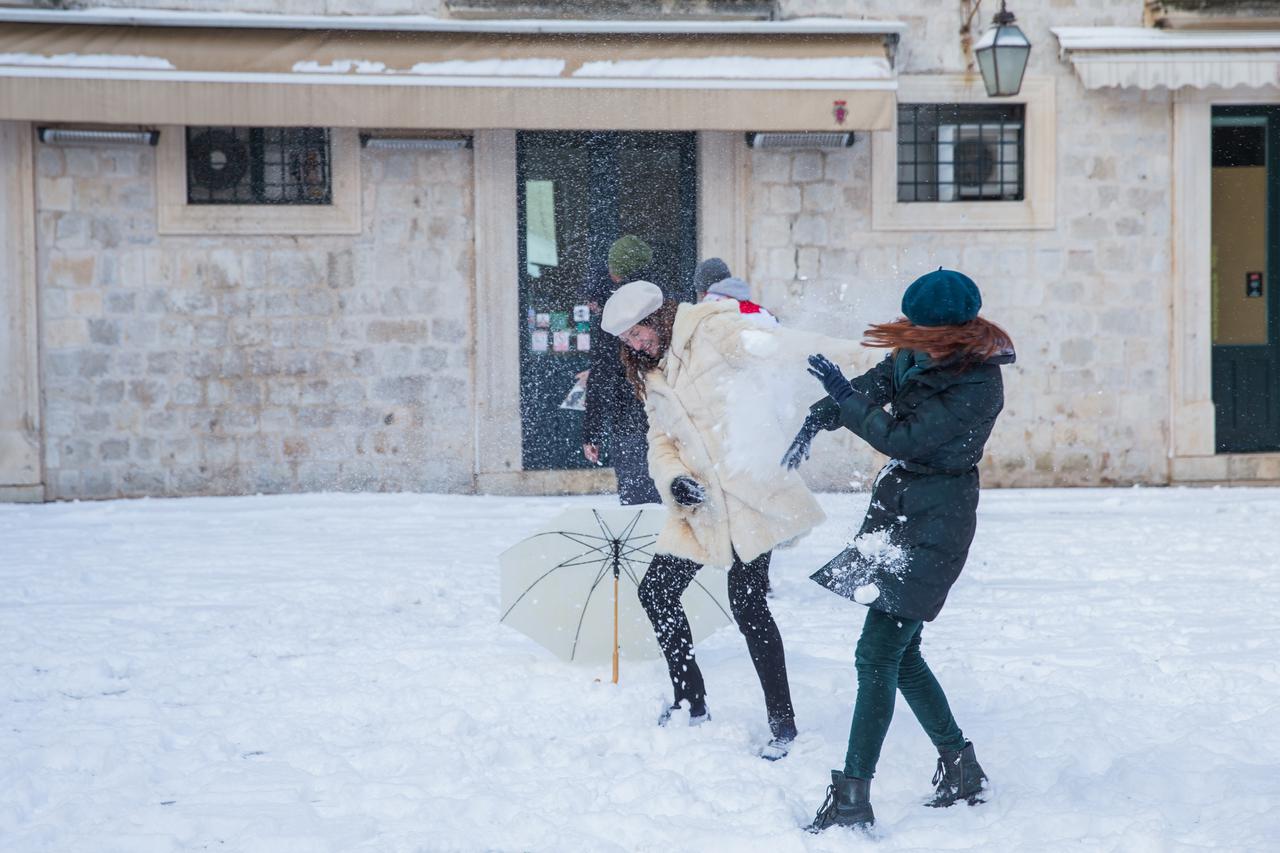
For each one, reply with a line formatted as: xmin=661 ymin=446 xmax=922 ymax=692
xmin=901 ymin=268 xmax=982 ymax=327
xmin=607 ymin=235 xmax=653 ymax=281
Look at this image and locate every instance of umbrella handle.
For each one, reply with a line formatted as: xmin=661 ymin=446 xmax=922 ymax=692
xmin=612 ymin=574 xmax=620 ymax=684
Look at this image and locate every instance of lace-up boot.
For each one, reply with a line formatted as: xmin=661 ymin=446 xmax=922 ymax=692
xmin=808 ymin=770 xmax=873 ymax=832
xmin=926 ymin=741 xmax=987 ymax=807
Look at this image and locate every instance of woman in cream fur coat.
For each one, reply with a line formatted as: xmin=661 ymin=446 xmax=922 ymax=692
xmin=600 ymin=279 xmax=866 ymax=760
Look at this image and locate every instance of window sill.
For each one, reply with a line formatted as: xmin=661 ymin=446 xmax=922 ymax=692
xmin=872 ymin=75 xmax=1056 ymax=232
xmin=156 ymin=127 xmax=361 ymax=236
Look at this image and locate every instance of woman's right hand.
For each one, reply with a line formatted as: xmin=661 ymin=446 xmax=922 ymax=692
xmin=583 ymin=443 xmax=601 ymax=464
xmin=807 ymin=354 xmax=854 ymax=404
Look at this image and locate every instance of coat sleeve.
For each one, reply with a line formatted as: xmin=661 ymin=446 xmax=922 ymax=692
xmin=581 ymin=335 xmax=620 ymax=447
xmin=848 ymin=354 xmax=894 ymax=405
xmin=646 ymin=403 xmax=692 ymax=506
xmin=702 ymin=312 xmax=874 ymax=376
xmin=837 ymin=374 xmax=1000 ymax=460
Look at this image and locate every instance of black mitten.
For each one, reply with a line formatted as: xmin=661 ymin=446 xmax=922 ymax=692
xmin=670 ymin=476 xmax=706 ymax=507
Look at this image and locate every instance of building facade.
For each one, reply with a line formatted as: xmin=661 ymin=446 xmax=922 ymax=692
xmin=1 ymin=0 xmax=1278 ymax=501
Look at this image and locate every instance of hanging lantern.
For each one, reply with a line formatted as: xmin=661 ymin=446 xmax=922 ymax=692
xmin=974 ymin=1 xmax=1031 ymax=97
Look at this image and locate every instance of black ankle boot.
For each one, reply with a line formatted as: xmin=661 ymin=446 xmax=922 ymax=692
xmin=759 ymin=717 xmax=797 ymax=761
xmin=927 ymin=741 xmax=987 ymax=807
xmin=808 ymin=770 xmax=874 ymax=832
xmin=657 ymin=701 xmax=710 ymax=728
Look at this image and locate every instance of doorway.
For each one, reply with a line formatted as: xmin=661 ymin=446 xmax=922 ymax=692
xmin=515 ymin=131 xmax=698 ymax=471
xmin=1211 ymin=107 xmax=1280 ymax=453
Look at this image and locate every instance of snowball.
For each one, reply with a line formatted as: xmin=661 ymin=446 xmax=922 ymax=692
xmin=740 ymin=329 xmax=778 ymax=357
xmin=854 ymin=584 xmax=880 ymax=604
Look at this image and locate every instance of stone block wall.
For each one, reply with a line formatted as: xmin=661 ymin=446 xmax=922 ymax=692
xmin=754 ymin=0 xmax=1173 ymax=488
xmin=35 ymin=139 xmax=475 ymax=499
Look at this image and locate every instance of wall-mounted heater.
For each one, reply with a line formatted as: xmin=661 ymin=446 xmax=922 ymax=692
xmin=37 ymin=127 xmax=159 ymax=146
xmin=359 ymin=135 xmax=472 ymax=151
xmin=747 ymin=132 xmax=855 ymax=149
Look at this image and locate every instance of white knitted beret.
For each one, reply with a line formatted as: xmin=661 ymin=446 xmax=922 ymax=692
xmin=602 ymin=280 xmax=664 ymax=336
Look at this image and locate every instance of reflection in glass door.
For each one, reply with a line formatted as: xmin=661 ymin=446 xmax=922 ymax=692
xmin=516 ymin=132 xmax=698 ymax=471
xmin=1211 ymin=108 xmax=1280 ymax=453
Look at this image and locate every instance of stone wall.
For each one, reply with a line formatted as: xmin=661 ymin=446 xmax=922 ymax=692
xmin=36 ymin=139 xmax=475 ymax=499
xmin=752 ymin=0 xmax=1173 ymax=488
xmin=21 ymin=0 xmax=1194 ymax=496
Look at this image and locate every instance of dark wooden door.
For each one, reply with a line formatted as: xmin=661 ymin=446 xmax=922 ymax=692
xmin=516 ymin=131 xmax=698 ymax=471
xmin=1212 ymin=107 xmax=1280 ymax=453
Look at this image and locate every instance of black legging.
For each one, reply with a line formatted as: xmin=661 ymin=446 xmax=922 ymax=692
xmin=637 ymin=550 xmax=795 ymax=731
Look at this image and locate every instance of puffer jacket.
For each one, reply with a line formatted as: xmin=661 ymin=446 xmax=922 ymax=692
xmin=810 ymin=347 xmax=1015 ymax=620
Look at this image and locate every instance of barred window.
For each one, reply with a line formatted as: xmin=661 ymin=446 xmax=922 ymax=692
xmin=897 ymin=104 xmax=1025 ymax=203
xmin=185 ymin=127 xmax=333 ymax=205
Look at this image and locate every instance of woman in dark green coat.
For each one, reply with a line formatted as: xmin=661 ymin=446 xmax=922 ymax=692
xmin=782 ymin=269 xmax=1015 ymax=834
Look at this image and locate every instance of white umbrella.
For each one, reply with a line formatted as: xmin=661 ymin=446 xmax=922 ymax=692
xmin=499 ymin=506 xmax=732 ymax=682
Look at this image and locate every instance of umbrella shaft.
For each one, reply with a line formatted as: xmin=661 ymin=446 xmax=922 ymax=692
xmin=612 ymin=574 xmax=620 ymax=684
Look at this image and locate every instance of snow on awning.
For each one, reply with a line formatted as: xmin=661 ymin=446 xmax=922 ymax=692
xmin=1053 ymin=27 xmax=1280 ymax=90
xmin=0 ymin=11 xmax=903 ymax=131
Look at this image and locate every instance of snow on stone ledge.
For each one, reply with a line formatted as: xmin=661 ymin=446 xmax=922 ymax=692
xmin=291 ymin=58 xmax=567 ymax=77
xmin=408 ymin=59 xmax=567 ymax=77
xmin=0 ymin=52 xmax=176 ymax=70
xmin=574 ymin=56 xmax=894 ymax=80
xmin=292 ymin=59 xmax=387 ymax=74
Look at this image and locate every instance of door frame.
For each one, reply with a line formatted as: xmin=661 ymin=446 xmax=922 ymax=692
xmin=1172 ymin=88 xmax=1280 ymax=482
xmin=0 ymin=121 xmax=43 ymax=502
xmin=471 ymin=130 xmax=746 ymax=494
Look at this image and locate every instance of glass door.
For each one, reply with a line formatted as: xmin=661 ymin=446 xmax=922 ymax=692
xmin=1211 ymin=108 xmax=1280 ymax=453
xmin=516 ymin=131 xmax=698 ymax=471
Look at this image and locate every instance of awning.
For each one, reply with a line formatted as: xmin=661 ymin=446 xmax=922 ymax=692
xmin=1053 ymin=27 xmax=1280 ymax=90
xmin=0 ymin=10 xmax=903 ymax=131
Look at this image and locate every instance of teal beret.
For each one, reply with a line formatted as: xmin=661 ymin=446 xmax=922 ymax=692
xmin=901 ymin=269 xmax=982 ymax=327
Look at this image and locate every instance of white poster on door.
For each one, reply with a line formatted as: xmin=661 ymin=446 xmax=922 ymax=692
xmin=525 ymin=180 xmax=559 ymax=269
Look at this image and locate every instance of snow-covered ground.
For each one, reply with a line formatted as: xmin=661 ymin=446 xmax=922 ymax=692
xmin=2 ymin=488 xmax=1278 ymax=852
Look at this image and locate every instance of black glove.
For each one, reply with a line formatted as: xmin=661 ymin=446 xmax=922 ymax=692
xmin=807 ymin=354 xmax=854 ymax=404
xmin=781 ymin=416 xmax=822 ymax=470
xmin=670 ymin=476 xmax=706 ymax=507
xmin=809 ymin=396 xmax=841 ymax=430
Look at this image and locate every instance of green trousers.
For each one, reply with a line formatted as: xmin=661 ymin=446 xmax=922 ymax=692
xmin=844 ymin=608 xmax=967 ymax=780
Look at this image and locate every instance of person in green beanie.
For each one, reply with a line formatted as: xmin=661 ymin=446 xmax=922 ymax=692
xmin=607 ymin=234 xmax=654 ymax=284
xmin=783 ymin=268 xmax=1016 ymax=834
xmin=582 ymin=235 xmax=661 ymax=505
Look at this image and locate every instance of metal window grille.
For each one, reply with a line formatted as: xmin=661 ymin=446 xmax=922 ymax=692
xmin=897 ymin=104 xmax=1025 ymax=203
xmin=185 ymin=127 xmax=333 ymax=205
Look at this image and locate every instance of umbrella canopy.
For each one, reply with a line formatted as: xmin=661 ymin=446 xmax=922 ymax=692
xmin=499 ymin=506 xmax=732 ymax=670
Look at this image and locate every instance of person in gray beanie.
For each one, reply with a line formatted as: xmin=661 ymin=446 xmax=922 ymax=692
xmin=692 ymin=257 xmax=731 ymax=298
xmin=703 ymin=276 xmax=779 ymax=327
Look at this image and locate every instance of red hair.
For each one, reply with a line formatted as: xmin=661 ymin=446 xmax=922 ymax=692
xmin=863 ymin=316 xmax=1013 ymax=368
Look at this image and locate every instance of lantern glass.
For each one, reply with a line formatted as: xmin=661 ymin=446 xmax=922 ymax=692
xmin=974 ymin=19 xmax=1031 ymax=97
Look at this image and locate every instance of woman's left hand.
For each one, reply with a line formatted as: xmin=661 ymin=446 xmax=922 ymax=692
xmin=781 ymin=419 xmax=820 ymax=470
xmin=807 ymin=354 xmax=854 ymax=404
